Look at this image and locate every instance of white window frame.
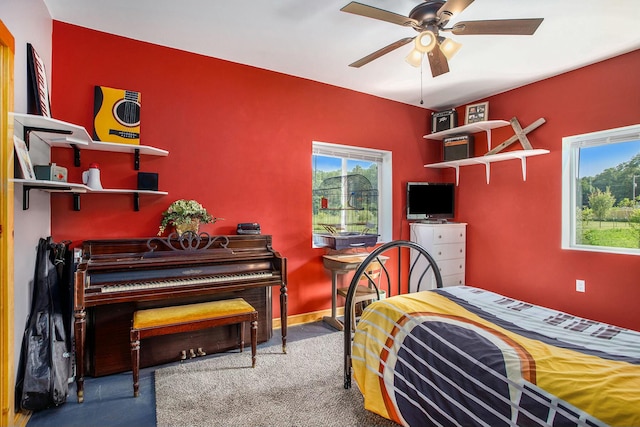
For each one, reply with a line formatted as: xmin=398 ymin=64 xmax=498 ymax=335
xmin=312 ymin=141 xmax=392 ymax=245
xmin=561 ymin=123 xmax=640 ymax=256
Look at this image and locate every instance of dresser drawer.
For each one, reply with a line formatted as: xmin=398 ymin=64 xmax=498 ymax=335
xmin=430 ymin=242 xmax=465 ymax=261
xmin=421 ymin=271 xmax=465 ymax=290
xmin=435 ymin=258 xmax=465 ymax=277
xmin=433 ymin=226 xmax=466 ymax=244
xmin=442 ymin=273 xmax=465 ymax=287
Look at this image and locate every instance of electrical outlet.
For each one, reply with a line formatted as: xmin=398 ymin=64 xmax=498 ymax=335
xmin=576 ymin=279 xmax=586 ymax=293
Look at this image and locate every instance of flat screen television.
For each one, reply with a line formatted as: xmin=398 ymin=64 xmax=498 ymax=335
xmin=406 ymin=182 xmax=455 ymax=220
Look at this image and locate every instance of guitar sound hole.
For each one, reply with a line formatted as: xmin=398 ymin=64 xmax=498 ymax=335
xmin=113 ymin=99 xmax=141 ymax=127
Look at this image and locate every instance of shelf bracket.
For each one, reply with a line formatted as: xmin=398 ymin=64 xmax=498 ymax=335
xmin=73 ymin=194 xmax=81 ymax=211
xmin=484 ymin=129 xmax=492 ymax=152
xmin=520 ymin=156 xmax=528 ymax=181
xmin=72 ymin=145 xmax=81 ymax=167
xmin=21 ymin=184 xmax=75 ymax=210
xmin=453 ymin=165 xmax=460 ymax=186
xmin=134 ymin=148 xmax=140 ymax=170
xmin=23 ymin=126 xmax=72 ymax=150
xmin=22 ymin=186 xmax=30 ymax=210
xmin=133 ymin=192 xmax=140 ymax=211
xmin=484 ymin=163 xmax=491 ymax=184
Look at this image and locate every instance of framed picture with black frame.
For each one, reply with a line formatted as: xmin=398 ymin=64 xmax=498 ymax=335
xmin=465 ymin=101 xmax=489 ymax=125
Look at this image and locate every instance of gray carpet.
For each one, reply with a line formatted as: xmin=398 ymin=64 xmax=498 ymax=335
xmin=154 ymin=331 xmax=399 ymax=427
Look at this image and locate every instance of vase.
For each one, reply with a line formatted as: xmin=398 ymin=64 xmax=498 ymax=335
xmin=175 ymin=219 xmax=200 ymax=236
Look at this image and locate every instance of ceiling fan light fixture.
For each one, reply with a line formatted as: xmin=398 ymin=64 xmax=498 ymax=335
xmin=414 ymin=30 xmax=436 ymax=53
xmin=405 ymin=48 xmax=423 ymax=67
xmin=439 ymin=37 xmax=462 ymax=60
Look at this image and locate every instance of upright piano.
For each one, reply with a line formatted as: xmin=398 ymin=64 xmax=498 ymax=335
xmin=73 ymin=234 xmax=287 ymax=402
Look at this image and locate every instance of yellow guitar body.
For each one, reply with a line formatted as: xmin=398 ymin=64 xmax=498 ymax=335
xmin=93 ymin=86 xmax=141 ymax=144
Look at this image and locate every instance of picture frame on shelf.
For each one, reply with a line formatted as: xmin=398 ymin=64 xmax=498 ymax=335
xmin=27 ymin=43 xmax=51 ymax=117
xmin=465 ymin=101 xmax=489 ymax=125
xmin=13 ymin=135 xmax=36 ymax=180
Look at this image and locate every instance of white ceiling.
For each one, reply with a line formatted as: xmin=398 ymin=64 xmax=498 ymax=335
xmin=42 ymin=0 xmax=640 ymax=110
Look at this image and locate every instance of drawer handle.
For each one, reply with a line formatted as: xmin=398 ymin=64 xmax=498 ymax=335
xmin=459 ymin=249 xmax=463 ymax=253
xmin=459 ymin=265 xmax=463 ymax=269
xmin=437 ymin=235 xmax=442 ymax=239
xmin=438 ymin=251 xmax=442 ymax=255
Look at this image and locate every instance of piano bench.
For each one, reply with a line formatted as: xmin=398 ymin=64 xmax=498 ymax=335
xmin=129 ymin=298 xmax=258 ymax=397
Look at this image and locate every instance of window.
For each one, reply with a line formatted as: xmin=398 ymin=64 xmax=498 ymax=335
xmin=562 ymin=124 xmax=640 ymax=255
xmin=312 ymin=141 xmax=392 ymax=247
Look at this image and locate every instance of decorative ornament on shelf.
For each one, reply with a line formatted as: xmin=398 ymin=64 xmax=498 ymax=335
xmin=157 ymin=199 xmax=223 ymax=236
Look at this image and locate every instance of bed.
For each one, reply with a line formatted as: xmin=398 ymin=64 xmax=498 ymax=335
xmin=342 ymin=240 xmax=640 ymax=427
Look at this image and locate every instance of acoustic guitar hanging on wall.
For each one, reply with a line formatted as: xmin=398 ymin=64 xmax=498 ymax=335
xmin=93 ymin=85 xmax=141 ymax=145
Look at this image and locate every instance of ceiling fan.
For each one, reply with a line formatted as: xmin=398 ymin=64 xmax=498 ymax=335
xmin=341 ymin=0 xmax=543 ymax=77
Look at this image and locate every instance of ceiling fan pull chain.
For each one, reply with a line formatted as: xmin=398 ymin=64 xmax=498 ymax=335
xmin=420 ymin=57 xmax=424 ymax=105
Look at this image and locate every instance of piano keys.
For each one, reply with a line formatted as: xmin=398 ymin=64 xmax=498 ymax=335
xmin=99 ymin=271 xmax=274 ymax=293
xmin=73 ymin=234 xmax=287 ymax=403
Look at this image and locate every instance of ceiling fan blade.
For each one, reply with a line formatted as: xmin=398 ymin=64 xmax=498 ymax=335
xmin=436 ymin=0 xmax=474 ymax=26
xmin=349 ymin=37 xmax=415 ymax=68
xmin=427 ymin=44 xmax=450 ymax=77
xmin=450 ymin=18 xmax=544 ymax=35
xmin=340 ymin=2 xmax=418 ymax=27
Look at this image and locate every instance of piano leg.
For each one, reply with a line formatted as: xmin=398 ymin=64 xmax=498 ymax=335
xmin=280 ymin=283 xmax=288 ymax=353
xmin=251 ymin=320 xmax=257 ymax=368
xmin=130 ymin=330 xmax=140 ymax=397
xmin=74 ymin=310 xmax=86 ymax=403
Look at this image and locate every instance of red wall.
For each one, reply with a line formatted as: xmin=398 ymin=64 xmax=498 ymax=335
xmin=453 ymin=50 xmax=640 ymax=330
xmin=50 ymin=21 xmax=640 ymax=330
xmin=49 ymin=22 xmax=439 ymax=318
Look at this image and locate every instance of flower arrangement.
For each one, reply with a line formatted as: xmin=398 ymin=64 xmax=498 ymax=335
xmin=157 ymin=199 xmax=222 ymax=235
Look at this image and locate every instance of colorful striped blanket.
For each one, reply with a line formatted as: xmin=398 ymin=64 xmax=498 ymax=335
xmin=351 ymin=286 xmax=640 ymax=427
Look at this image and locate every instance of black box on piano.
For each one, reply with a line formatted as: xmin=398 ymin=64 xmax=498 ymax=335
xmin=431 ymin=109 xmax=457 ymax=133
xmin=443 ymin=134 xmax=474 ymax=161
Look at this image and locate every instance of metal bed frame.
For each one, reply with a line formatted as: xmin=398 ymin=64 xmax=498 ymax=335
xmin=343 ymin=240 xmax=443 ymax=389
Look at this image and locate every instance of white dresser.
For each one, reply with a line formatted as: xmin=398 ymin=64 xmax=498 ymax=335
xmin=409 ymin=222 xmax=466 ymax=291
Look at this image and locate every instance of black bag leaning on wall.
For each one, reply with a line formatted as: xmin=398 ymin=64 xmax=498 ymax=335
xmin=15 ymin=237 xmax=72 ymax=412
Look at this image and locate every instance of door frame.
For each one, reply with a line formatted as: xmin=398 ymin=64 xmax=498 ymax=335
xmin=0 ymin=18 xmax=16 ymax=427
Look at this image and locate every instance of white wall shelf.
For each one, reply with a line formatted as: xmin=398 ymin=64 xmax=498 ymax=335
xmin=88 ymin=140 xmax=168 ymax=156
xmin=425 ymin=149 xmax=550 ymax=185
xmin=86 ymin=140 xmax=168 ymax=169
xmin=424 ymin=119 xmax=510 ymax=151
xmin=88 ymin=188 xmax=168 ymax=195
xmin=12 ymin=178 xmax=88 ymax=192
xmin=12 ymin=112 xmax=92 ymax=148
xmin=12 ymin=179 xmax=167 ymax=211
xmin=12 ymin=112 xmax=169 ymax=169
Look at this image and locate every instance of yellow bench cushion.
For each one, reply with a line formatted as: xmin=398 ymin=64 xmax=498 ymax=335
xmin=133 ymin=298 xmax=256 ymax=329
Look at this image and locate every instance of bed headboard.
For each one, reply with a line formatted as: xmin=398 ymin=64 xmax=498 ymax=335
xmin=343 ymin=239 xmax=443 ymax=389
